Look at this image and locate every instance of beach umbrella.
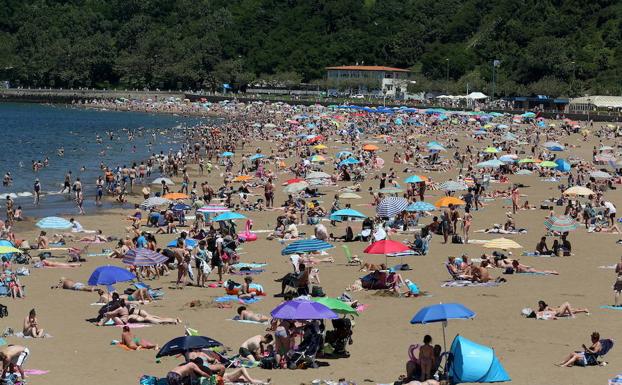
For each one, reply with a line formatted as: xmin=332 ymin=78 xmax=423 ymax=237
xmin=543 ymin=141 xmax=564 ymax=151
xmin=311 ymin=155 xmax=326 ymax=163
xmin=264 ymin=123 xmax=276 ymax=129
xmin=88 ymin=266 xmax=135 ymax=287
xmin=364 ymin=239 xmax=410 ymax=255
xmin=213 ymin=212 xmax=246 ymax=222
xmin=339 ymin=192 xmax=362 ymax=200
xmin=312 ymin=297 xmax=358 ymax=316
xmin=306 ymin=171 xmax=331 ymax=180
xmin=482 ymin=238 xmax=522 ymax=250
xmin=151 ymin=177 xmax=174 ymax=186
xmin=140 ymin=196 xmax=171 ymax=209
xmin=406 ymin=202 xmax=436 ymax=212
xmin=197 ymin=204 xmax=230 ymax=213
xmin=599 ymin=145 xmax=615 ymax=152
xmin=163 ymin=193 xmax=188 ymax=200
xmin=362 ymin=144 xmax=379 ymax=151
xmin=284 ymin=178 xmax=305 ymax=185
xmin=283 ymin=182 xmax=309 ymax=193
xmin=477 ymin=160 xmax=505 ymax=168
xmin=544 ymin=215 xmax=578 ymax=232
xmin=166 ymin=238 xmax=197 ymax=249
xmin=410 ymin=303 xmax=475 ymax=350
xmin=427 ymin=143 xmax=446 ymax=152
xmin=156 ymin=336 xmax=222 ymax=358
xmin=518 ymin=158 xmax=536 ymax=164
xmin=434 ymin=197 xmax=466 ymax=208
xmin=271 ymin=298 xmax=338 ymax=320
xmin=439 ymin=181 xmax=469 ymax=192
xmin=122 ymin=248 xmax=168 ymax=267
xmin=539 ymin=161 xmax=558 ymax=168
xmin=0 ymin=245 xmax=21 ymax=254
xmin=376 ymin=197 xmax=409 ymax=217
xmin=336 ymin=151 xmax=353 ymax=158
xmin=313 ymin=144 xmax=328 ymax=150
xmin=610 ymin=374 xmax=622 ymax=385
xmin=379 ymin=186 xmax=405 ymax=194
xmin=499 ymin=155 xmax=518 ymax=163
xmin=590 ymin=170 xmax=612 ymax=179
xmin=484 ymin=147 xmax=499 ymax=153
xmin=339 ymin=157 xmax=360 ymax=166
xmin=563 ymin=186 xmax=595 ymax=197
xmin=232 ymin=175 xmax=253 ymax=182
xmin=522 ymin=112 xmax=536 ymax=118
xmin=172 ymin=203 xmax=191 ymax=211
xmin=329 ymin=208 xmax=367 ymax=221
xmin=221 ymin=151 xmax=234 ymax=157
xmin=281 ymin=239 xmax=334 ymax=255
xmin=36 ymin=216 xmax=72 ymax=229
xmin=249 ymin=154 xmax=265 ymax=161
xmin=404 ymin=175 xmax=425 ymax=184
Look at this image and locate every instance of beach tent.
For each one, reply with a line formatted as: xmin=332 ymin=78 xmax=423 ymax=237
xmin=555 ymin=159 xmax=571 ymax=172
xmin=466 ymin=92 xmax=488 ymax=100
xmin=448 ymin=335 xmax=510 ymax=384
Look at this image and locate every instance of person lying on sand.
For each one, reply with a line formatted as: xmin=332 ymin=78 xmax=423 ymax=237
xmin=187 ymin=349 xmax=225 ymax=376
xmin=537 ymin=300 xmax=589 ymax=317
xmin=96 ymin=288 xmax=152 ymax=304
xmin=37 ymin=255 xmax=81 ymax=268
xmin=120 ymin=325 xmax=158 ymax=350
xmin=237 ymin=306 xmax=269 ymax=322
xmin=511 ymin=260 xmax=559 ymax=275
xmin=51 ymin=277 xmax=94 ymax=291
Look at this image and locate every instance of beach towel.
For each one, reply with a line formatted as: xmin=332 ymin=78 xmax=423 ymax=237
xmin=13 ymin=332 xmax=52 ymax=338
xmin=230 ymin=269 xmax=264 ymax=275
xmin=24 ymin=369 xmax=49 ymax=376
xmin=86 ymin=253 xmax=110 ymax=257
xmin=214 ymin=295 xmax=261 ymax=304
xmin=91 ymin=302 xmax=106 ymax=306
xmin=230 ymin=263 xmax=267 ymax=269
xmin=599 ymin=265 xmax=617 ymax=269
xmin=103 ymin=320 xmax=152 ymax=328
xmin=441 ymin=280 xmax=500 ymax=288
xmin=229 ymin=317 xmax=267 ymax=325
xmin=600 ymin=305 xmax=622 ymax=311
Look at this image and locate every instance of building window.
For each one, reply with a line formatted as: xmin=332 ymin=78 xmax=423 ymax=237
xmin=386 ymin=85 xmax=393 ymax=91
xmin=385 ymin=72 xmax=393 ymax=78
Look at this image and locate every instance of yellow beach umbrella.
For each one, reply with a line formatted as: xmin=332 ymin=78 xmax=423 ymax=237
xmin=483 ymin=238 xmax=522 ymax=250
xmin=484 ymin=147 xmax=499 ymax=153
xmin=313 ymin=144 xmax=328 ymax=150
xmin=0 ymin=246 xmax=22 ymax=254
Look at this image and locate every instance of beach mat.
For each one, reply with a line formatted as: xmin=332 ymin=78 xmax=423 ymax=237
xmin=214 ymin=295 xmax=261 ymax=304
xmin=600 ymin=305 xmax=622 ymax=310
xmin=441 ymin=280 xmax=500 ymax=288
xmin=228 ymin=318 xmax=267 ymax=325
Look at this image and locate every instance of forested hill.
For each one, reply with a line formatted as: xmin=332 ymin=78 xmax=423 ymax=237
xmin=1 ymin=0 xmax=621 ymax=96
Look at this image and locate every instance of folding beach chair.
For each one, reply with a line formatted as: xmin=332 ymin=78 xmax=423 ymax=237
xmin=342 ymin=245 xmax=361 ymax=266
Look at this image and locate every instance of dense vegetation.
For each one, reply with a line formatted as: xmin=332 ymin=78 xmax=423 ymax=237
xmin=1 ymin=0 xmax=621 ymax=97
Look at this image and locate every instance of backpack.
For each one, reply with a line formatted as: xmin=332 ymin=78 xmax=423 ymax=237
xmin=0 ymin=304 xmax=7 ymax=318
xmin=451 ymin=234 xmax=463 ymax=244
xmin=311 ymin=286 xmax=326 ymax=297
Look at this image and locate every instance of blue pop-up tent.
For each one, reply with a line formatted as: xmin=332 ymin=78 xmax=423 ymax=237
xmin=449 ymin=335 xmax=510 ymax=384
xmin=555 ymin=158 xmax=571 ymax=172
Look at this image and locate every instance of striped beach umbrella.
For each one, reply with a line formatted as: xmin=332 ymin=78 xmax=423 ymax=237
xmin=439 ymin=181 xmax=469 ymax=192
xmin=36 ymin=216 xmax=72 ymax=229
xmin=197 ymin=204 xmax=230 ymax=213
xmin=376 ymin=197 xmax=409 ymax=217
xmin=140 ymin=196 xmax=171 ymax=209
xmin=281 ymin=239 xmax=334 ymax=255
xmin=544 ymin=215 xmax=578 ymax=232
xmin=609 ymin=374 xmax=622 ymax=385
xmin=151 ymin=177 xmax=175 ymax=186
xmin=123 ymin=248 xmax=168 ymax=267
xmin=406 ymin=202 xmax=436 ymax=212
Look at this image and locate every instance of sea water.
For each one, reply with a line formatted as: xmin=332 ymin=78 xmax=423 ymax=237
xmin=0 ymin=102 xmax=211 ymax=217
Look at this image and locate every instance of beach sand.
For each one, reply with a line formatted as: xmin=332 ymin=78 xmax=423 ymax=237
xmin=3 ymin=124 xmax=622 ymax=385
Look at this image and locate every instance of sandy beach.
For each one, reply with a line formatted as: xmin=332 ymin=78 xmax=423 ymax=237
xmin=2 ymin=104 xmax=622 ymax=385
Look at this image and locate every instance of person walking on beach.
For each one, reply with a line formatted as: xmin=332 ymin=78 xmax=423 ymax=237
xmin=33 ymin=178 xmax=41 ymax=205
xmin=95 ymin=176 xmax=104 ymax=206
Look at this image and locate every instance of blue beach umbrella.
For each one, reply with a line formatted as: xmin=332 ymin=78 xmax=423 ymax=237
xmin=212 ymin=212 xmax=247 ymax=222
xmin=555 ymin=158 xmax=571 ymax=172
xmin=88 ymin=266 xmax=135 ymax=288
xmin=339 ymin=158 xmax=361 ymax=167
xmin=249 ymin=154 xmax=265 ymax=161
xmin=221 ymin=151 xmax=234 ymax=157
xmin=411 ymin=302 xmax=476 ymax=350
xmin=156 ymin=336 xmax=222 ymax=358
xmin=166 ymin=238 xmax=197 ymax=248
xmin=36 ymin=216 xmax=72 ymax=229
xmin=336 ymin=151 xmax=353 ymax=159
xmin=329 ymin=208 xmax=368 ymax=221
xmin=281 ymin=239 xmax=334 ymax=255
xmin=406 ymin=202 xmax=436 ymax=212
xmin=404 ymin=175 xmax=424 ymax=184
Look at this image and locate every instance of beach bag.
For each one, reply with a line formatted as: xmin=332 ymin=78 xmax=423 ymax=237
xmin=0 ymin=304 xmax=7 ymax=318
xmin=451 ymin=234 xmax=463 ymax=244
xmin=260 ymin=356 xmax=278 ymax=369
xmin=139 ymin=375 xmax=156 ymax=385
xmin=311 ymin=286 xmax=326 ymax=297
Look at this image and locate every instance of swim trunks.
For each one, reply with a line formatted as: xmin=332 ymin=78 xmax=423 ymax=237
xmin=239 ymin=347 xmax=253 ymax=358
